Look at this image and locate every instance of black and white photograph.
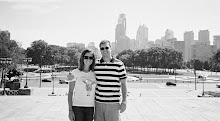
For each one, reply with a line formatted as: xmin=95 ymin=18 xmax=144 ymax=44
xmin=1 ymin=0 xmax=220 ymax=120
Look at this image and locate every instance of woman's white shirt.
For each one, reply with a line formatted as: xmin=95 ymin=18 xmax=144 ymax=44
xmin=69 ymin=69 xmax=96 ymax=107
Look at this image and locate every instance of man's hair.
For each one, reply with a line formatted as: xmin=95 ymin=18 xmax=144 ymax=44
xmin=99 ymin=40 xmax=111 ymax=48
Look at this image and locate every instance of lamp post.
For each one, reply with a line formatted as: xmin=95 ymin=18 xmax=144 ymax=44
xmin=51 ymin=65 xmax=55 ymax=94
xmin=202 ymin=76 xmax=205 ymax=96
xmin=0 ymin=58 xmax=12 ymax=95
xmin=194 ymin=59 xmax=197 ymax=90
xmin=23 ymin=58 xmax=32 ymax=88
xmin=49 ymin=55 xmax=56 ymax=96
xmin=39 ymin=56 xmax=43 ymax=88
xmin=174 ymin=68 xmax=176 ymax=83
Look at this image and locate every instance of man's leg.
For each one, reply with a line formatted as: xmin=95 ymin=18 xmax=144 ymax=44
xmin=94 ymin=102 xmax=104 ymax=121
xmin=105 ymin=103 xmax=121 ymax=121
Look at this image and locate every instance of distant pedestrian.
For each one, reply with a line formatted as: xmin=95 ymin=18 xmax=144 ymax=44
xmin=94 ymin=40 xmax=127 ymax=121
xmin=67 ymin=49 xmax=96 ymax=121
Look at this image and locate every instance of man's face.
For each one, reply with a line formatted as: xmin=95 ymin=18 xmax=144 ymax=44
xmin=100 ymin=43 xmax=111 ymax=57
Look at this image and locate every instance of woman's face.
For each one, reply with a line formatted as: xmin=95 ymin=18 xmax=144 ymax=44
xmin=83 ymin=52 xmax=94 ymax=67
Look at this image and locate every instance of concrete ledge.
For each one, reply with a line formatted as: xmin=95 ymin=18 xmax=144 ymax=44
xmin=18 ymin=88 xmax=34 ymax=95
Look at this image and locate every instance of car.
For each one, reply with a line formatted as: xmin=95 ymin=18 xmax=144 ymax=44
xmin=59 ymin=79 xmax=69 ymax=84
xmin=127 ymin=76 xmax=139 ymax=82
xmin=42 ymin=79 xmax=51 ymax=82
xmin=216 ymin=83 xmax=220 ymax=88
xmin=166 ymin=82 xmax=176 ymax=86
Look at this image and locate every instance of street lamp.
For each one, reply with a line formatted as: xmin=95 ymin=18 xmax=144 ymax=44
xmin=194 ymin=59 xmax=197 ymax=90
xmin=23 ymin=58 xmax=32 ymax=88
xmin=39 ymin=55 xmax=43 ymax=88
xmin=0 ymin=58 xmax=12 ymax=95
xmin=202 ymin=76 xmax=205 ymax=96
xmin=174 ymin=68 xmax=176 ymax=83
xmin=51 ymin=65 xmax=55 ymax=94
xmin=49 ymin=55 xmax=56 ymax=96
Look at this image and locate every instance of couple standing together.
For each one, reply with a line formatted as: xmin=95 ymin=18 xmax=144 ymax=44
xmin=67 ymin=40 xmax=127 ymax=121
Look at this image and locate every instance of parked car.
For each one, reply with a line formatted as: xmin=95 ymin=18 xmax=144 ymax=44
xmin=127 ymin=76 xmax=139 ymax=82
xmin=166 ymin=82 xmax=176 ymax=86
xmin=216 ymin=83 xmax=220 ymax=88
xmin=42 ymin=79 xmax=51 ymax=82
xmin=59 ymin=79 xmax=69 ymax=84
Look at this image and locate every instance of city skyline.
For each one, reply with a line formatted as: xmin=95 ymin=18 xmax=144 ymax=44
xmin=0 ymin=0 xmax=220 ymax=49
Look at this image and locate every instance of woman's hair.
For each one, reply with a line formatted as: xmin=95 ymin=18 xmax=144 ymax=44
xmin=78 ymin=48 xmax=95 ymax=71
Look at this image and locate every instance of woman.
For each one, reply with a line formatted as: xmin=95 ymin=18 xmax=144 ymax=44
xmin=67 ymin=49 xmax=96 ymax=121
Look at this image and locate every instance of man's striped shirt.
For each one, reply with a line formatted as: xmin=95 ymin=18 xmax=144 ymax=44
xmin=94 ymin=58 xmax=127 ymax=103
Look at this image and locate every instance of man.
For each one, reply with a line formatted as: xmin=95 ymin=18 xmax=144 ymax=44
xmin=94 ymin=40 xmax=127 ymax=121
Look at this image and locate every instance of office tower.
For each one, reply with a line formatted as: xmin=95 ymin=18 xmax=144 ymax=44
xmin=174 ymin=41 xmax=185 ymax=58
xmin=87 ymin=42 xmax=101 ymax=59
xmin=136 ymin=24 xmax=148 ymax=49
xmin=66 ymin=42 xmax=85 ymax=48
xmin=115 ymin=14 xmax=126 ymax=41
xmin=115 ymin=13 xmax=130 ymax=53
xmin=191 ymin=44 xmax=216 ymax=62
xmin=184 ymin=31 xmax=194 ymax=62
xmin=165 ymin=29 xmax=174 ymax=41
xmin=198 ymin=30 xmax=210 ymax=45
xmin=213 ymin=35 xmax=220 ymax=50
xmin=118 ymin=14 xmax=126 ymax=34
xmin=111 ymin=42 xmax=116 ymax=51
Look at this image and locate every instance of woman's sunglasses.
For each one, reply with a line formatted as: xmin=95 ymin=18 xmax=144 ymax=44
xmin=84 ymin=56 xmax=94 ymax=60
xmin=100 ymin=47 xmax=110 ymax=50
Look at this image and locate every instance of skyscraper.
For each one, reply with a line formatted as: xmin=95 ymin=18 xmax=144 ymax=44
xmin=198 ymin=30 xmax=210 ymax=45
xmin=213 ymin=35 xmax=220 ymax=50
xmin=136 ymin=24 xmax=148 ymax=49
xmin=184 ymin=31 xmax=194 ymax=62
xmin=115 ymin=13 xmax=130 ymax=53
xmin=115 ymin=14 xmax=126 ymax=41
xmin=165 ymin=29 xmax=174 ymax=41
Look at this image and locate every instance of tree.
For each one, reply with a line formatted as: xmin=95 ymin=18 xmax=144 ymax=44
xmin=26 ymin=40 xmax=48 ymax=65
xmin=1 ymin=31 xmax=25 ymax=68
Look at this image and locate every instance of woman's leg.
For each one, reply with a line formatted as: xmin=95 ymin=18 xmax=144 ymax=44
xmin=84 ymin=107 xmax=94 ymax=121
xmin=73 ymin=106 xmax=84 ymax=121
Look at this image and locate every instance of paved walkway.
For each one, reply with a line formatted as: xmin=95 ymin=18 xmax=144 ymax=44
xmin=1 ymin=83 xmax=220 ymax=121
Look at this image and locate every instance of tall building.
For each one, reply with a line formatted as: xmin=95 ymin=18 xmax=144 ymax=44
xmin=213 ymin=35 xmax=220 ymax=50
xmin=136 ymin=24 xmax=148 ymax=49
xmin=130 ymin=39 xmax=137 ymax=50
xmin=66 ymin=42 xmax=85 ymax=48
xmin=87 ymin=42 xmax=101 ymax=59
xmin=198 ymin=30 xmax=210 ymax=45
xmin=117 ymin=36 xmax=130 ymax=52
xmin=115 ymin=13 xmax=130 ymax=53
xmin=174 ymin=41 xmax=185 ymax=58
xmin=184 ymin=31 xmax=194 ymax=62
xmin=154 ymin=29 xmax=175 ymax=49
xmin=165 ymin=29 xmax=174 ymax=41
xmin=191 ymin=44 xmax=216 ymax=62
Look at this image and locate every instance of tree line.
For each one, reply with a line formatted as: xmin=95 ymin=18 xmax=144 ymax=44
xmin=2 ymin=31 xmax=220 ymax=73
xmin=116 ymin=47 xmax=183 ymax=74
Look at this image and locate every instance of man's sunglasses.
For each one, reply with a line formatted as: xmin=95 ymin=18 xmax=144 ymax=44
xmin=84 ymin=56 xmax=94 ymax=60
xmin=100 ymin=47 xmax=110 ymax=50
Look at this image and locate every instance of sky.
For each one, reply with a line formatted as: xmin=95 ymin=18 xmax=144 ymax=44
xmin=0 ymin=0 xmax=220 ymax=49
